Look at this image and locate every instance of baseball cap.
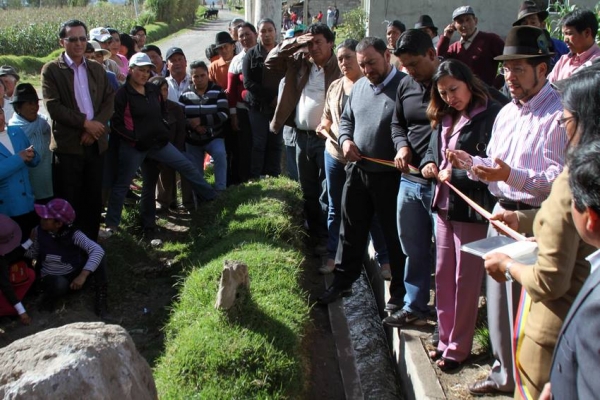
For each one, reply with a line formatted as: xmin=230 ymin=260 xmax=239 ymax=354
xmin=165 ymin=47 xmax=185 ymax=60
xmin=34 ymin=198 xmax=76 ymax=225
xmin=0 ymin=65 xmax=20 ymax=81
xmin=88 ymin=41 xmax=110 ymax=60
xmin=90 ymin=27 xmax=112 ymax=43
xmin=452 ymin=5 xmax=475 ymax=20
xmin=129 ymin=52 xmax=156 ymax=69
xmin=284 ymin=29 xmax=295 ymax=39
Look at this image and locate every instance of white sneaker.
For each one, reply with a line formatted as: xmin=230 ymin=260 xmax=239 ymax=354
xmin=98 ymin=228 xmax=115 ymax=240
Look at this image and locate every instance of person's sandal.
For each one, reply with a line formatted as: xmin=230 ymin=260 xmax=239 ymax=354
xmin=437 ymin=357 xmax=461 ymax=372
xmin=429 ymin=349 xmax=443 ymax=361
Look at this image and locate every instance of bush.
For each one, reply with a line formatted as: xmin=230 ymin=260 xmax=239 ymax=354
xmin=335 ymin=7 xmax=367 ymax=43
xmin=546 ymin=1 xmax=600 ymax=44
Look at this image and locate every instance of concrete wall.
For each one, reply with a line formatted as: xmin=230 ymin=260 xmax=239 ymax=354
xmin=364 ymin=0 xmax=599 ymax=41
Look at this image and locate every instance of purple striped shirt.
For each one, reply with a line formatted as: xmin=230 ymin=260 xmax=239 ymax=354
xmin=470 ymin=82 xmax=567 ymax=206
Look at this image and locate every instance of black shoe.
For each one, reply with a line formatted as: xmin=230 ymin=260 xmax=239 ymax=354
xmin=385 ymin=301 xmax=402 ymax=313
xmin=317 ymin=285 xmax=352 ymax=305
xmin=431 ymin=324 xmax=439 ymax=347
xmin=382 ymin=309 xmax=427 ymax=328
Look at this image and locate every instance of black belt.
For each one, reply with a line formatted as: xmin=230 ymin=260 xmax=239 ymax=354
xmin=497 ymin=199 xmax=539 ymax=211
xmin=296 ymin=129 xmax=317 ymax=135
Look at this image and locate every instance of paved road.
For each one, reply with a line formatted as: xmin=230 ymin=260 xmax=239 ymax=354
xmin=154 ymin=9 xmax=242 ymax=63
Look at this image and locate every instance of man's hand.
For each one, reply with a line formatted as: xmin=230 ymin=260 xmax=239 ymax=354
xmin=483 ymin=253 xmax=512 ymax=283
xmin=342 ymin=140 xmax=361 ymax=162
xmin=296 ymin=32 xmax=314 ymax=46
xmin=80 ymin=133 xmax=95 ymax=146
xmin=446 ymin=149 xmax=472 ymax=169
xmin=394 ymin=147 xmax=412 ymax=172
xmin=490 ymin=210 xmax=520 ymax=232
xmin=443 ymin=23 xmax=456 ymax=38
xmin=438 ymin=168 xmax=452 ymax=183
xmin=230 ymin=114 xmax=239 ymax=131
xmin=471 ymin=158 xmax=511 ymax=182
xmin=84 ymin=120 xmax=106 ymax=140
xmin=421 ymin=163 xmax=439 ymax=179
xmin=70 ymin=270 xmax=91 ymax=290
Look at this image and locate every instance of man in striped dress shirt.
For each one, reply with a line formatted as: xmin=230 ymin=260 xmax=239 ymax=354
xmin=448 ymin=26 xmax=567 ymax=396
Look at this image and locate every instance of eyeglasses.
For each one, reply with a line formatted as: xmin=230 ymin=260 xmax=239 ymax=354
xmin=500 ymin=66 xmax=527 ymax=76
xmin=64 ymin=36 xmax=88 ymax=43
xmin=558 ymin=115 xmax=576 ymax=127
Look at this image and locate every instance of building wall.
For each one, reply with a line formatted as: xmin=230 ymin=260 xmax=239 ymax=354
xmin=365 ymin=0 xmax=598 ymax=41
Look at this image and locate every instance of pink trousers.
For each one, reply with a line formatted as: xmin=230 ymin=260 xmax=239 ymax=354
xmin=435 ymin=211 xmax=487 ymax=362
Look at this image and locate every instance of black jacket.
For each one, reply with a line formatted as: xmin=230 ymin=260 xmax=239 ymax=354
xmin=111 ymin=80 xmax=169 ymax=151
xmin=242 ymin=43 xmax=281 ymax=115
xmin=420 ymin=100 xmax=503 ymax=223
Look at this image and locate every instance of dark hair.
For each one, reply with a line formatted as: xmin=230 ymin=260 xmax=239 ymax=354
xmin=524 ymin=56 xmax=552 ymax=77
xmin=106 ymin=27 xmax=120 ymax=36
xmin=427 ymin=59 xmax=490 ymax=128
xmin=561 ymin=9 xmax=599 ymax=37
xmin=189 ymin=60 xmax=208 ymax=72
xmin=120 ymin=33 xmax=137 ymax=59
xmin=149 ymin=75 xmax=168 ymax=88
xmin=205 ymin=44 xmax=218 ymax=61
xmin=258 ymin=18 xmax=277 ymax=32
xmin=130 ymin=25 xmax=146 ymax=36
xmin=394 ymin=29 xmax=434 ymax=56
xmin=336 ymin=38 xmax=358 ymax=52
xmin=356 ymin=37 xmax=388 ymax=57
xmin=141 ymin=44 xmax=162 ymax=57
xmin=59 ymin=19 xmax=87 ymax=38
xmin=238 ymin=22 xmax=257 ymax=34
xmin=387 ymin=20 xmax=406 ymax=34
xmin=555 ymin=64 xmax=600 ymax=146
xmin=569 ymin=139 xmax=600 ymax=215
xmin=306 ymin=23 xmax=335 ymax=43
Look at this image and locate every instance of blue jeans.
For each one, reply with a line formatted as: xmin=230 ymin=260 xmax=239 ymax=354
xmin=185 ymin=138 xmax=227 ymax=190
xmin=324 ymin=152 xmax=389 ymax=262
xmin=296 ymin=130 xmax=327 ymax=238
xmin=397 ymin=177 xmax=434 ymax=316
xmin=105 ymin=142 xmax=215 ymax=228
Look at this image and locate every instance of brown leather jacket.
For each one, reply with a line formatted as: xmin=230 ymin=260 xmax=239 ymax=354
xmin=42 ymin=53 xmax=115 ymax=155
xmin=265 ymin=38 xmax=341 ymax=132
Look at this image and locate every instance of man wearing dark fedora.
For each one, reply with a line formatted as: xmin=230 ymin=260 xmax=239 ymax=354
xmin=548 ymin=8 xmax=600 ymax=83
xmin=512 ymin=0 xmax=569 ymax=67
xmin=414 ymin=15 xmax=439 ymax=49
xmin=437 ymin=5 xmax=505 ymax=88
xmin=447 ymin=25 xmax=568 ymax=397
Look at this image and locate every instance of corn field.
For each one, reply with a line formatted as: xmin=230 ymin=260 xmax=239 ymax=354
xmin=0 ymin=4 xmax=137 ymax=57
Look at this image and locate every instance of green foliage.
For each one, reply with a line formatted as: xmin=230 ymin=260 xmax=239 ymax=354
xmin=546 ymin=1 xmax=600 ymax=44
xmin=336 ymin=7 xmax=367 ymax=43
xmin=474 ymin=324 xmax=491 ymax=355
xmin=145 ymin=0 xmax=195 ymax=27
xmin=0 ymin=5 xmax=137 ymax=57
xmin=153 ymin=178 xmax=310 ymax=399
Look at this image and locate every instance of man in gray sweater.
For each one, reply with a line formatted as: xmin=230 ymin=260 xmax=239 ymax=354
xmin=318 ymin=37 xmax=407 ymax=304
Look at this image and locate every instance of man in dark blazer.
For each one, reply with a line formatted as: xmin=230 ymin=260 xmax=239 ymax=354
xmin=540 ymin=139 xmax=600 ymax=399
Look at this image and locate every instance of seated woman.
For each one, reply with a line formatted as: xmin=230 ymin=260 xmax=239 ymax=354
xmin=420 ymin=59 xmax=502 ymax=371
xmin=25 ymin=199 xmax=109 ymax=317
xmin=0 ymin=105 xmax=40 ymax=242
xmin=8 ymin=83 xmax=53 ymax=203
xmin=0 ymin=215 xmax=35 ymax=325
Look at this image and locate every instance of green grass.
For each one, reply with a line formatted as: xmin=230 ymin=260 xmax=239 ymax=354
xmin=122 ymin=177 xmax=311 ymax=399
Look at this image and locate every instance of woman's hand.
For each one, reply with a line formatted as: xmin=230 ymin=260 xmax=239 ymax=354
xmin=421 ymin=163 xmax=439 ymax=179
xmin=438 ymin=168 xmax=452 ymax=183
xmin=18 ymin=146 xmax=35 ymax=162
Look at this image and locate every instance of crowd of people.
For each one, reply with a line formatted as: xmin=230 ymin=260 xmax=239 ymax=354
xmin=1 ymin=2 xmax=600 ymax=398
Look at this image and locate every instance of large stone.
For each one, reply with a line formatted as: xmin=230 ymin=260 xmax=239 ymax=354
xmin=215 ymin=260 xmax=250 ymax=310
xmin=0 ymin=322 xmax=157 ymax=400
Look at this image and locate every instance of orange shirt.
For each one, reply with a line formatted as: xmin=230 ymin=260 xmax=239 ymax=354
xmin=208 ymin=57 xmax=230 ymax=89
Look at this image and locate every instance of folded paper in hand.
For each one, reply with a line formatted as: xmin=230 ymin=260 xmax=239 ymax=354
xmin=461 ymin=236 xmax=538 ymax=265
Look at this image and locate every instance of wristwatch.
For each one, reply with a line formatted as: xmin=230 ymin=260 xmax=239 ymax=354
xmin=504 ymin=261 xmax=514 ymax=283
